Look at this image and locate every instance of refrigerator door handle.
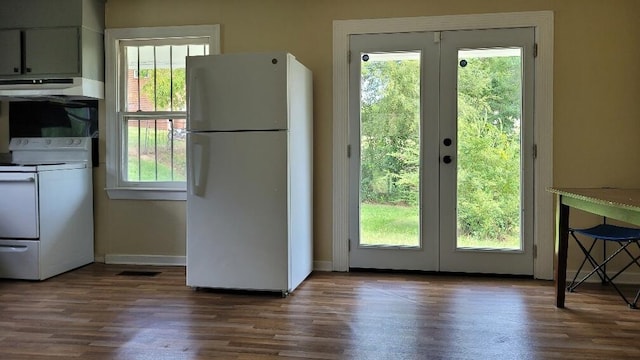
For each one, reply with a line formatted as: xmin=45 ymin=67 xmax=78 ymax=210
xmin=187 ymin=66 xmax=208 ymax=131
xmin=189 ymin=134 xmax=209 ymax=197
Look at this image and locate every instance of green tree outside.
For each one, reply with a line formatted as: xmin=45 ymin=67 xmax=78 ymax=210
xmin=360 ymin=58 xmax=421 ymax=207
xmin=140 ymin=69 xmax=187 ymax=111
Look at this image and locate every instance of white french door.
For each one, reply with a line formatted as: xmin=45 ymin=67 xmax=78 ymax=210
xmin=348 ymin=32 xmax=440 ymax=271
xmin=348 ymin=27 xmax=535 ymax=274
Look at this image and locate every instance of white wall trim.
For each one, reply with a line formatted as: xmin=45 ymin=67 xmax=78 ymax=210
xmin=566 ymin=271 xmax=640 ymax=286
xmin=101 ymin=255 xmax=334 ymax=272
xmin=104 ymin=254 xmax=186 ymax=266
xmin=105 ymin=188 xmax=187 ymax=201
xmin=332 ymin=11 xmax=554 ymax=279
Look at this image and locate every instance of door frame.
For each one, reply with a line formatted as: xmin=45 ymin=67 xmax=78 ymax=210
xmin=332 ymin=11 xmax=554 ymax=279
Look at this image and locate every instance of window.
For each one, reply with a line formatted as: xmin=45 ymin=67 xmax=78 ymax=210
xmin=105 ymin=25 xmax=220 ymax=200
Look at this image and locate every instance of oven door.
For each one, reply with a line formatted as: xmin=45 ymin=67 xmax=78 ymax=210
xmin=0 ymin=172 xmax=39 ymax=239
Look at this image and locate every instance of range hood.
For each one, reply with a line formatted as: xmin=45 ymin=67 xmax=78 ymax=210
xmin=0 ymin=77 xmax=104 ymax=100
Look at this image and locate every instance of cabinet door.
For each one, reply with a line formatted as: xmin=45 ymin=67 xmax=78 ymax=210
xmin=0 ymin=29 xmax=21 ymax=76
xmin=24 ymin=27 xmax=79 ymax=76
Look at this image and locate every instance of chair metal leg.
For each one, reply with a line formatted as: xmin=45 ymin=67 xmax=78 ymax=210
xmin=570 ymin=221 xmax=640 ymax=308
xmin=603 ymin=240 xmax=607 ymax=284
xmin=568 ymin=234 xmax=640 ymax=308
xmin=602 ymin=244 xmax=640 ymax=308
xmin=568 ymin=233 xmax=608 ymax=292
xmin=632 ymin=289 xmax=640 ymax=309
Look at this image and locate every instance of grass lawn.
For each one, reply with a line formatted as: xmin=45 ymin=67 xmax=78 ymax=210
xmin=360 ymin=202 xmax=420 ymax=247
xmin=360 ymin=202 xmax=520 ymax=249
xmin=127 ymin=126 xmax=186 ymax=182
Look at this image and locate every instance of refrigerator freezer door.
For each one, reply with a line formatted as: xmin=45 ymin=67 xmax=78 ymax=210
xmin=186 ymin=131 xmax=289 ymax=291
xmin=187 ymin=53 xmax=289 ymax=132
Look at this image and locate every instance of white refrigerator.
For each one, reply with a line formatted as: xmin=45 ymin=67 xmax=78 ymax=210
xmin=185 ymin=52 xmax=313 ymax=295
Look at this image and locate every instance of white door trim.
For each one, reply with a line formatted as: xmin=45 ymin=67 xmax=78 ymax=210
xmin=332 ymin=11 xmax=554 ymax=279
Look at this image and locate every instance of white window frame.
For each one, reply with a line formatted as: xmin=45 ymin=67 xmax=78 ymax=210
xmin=105 ymin=25 xmax=220 ymax=200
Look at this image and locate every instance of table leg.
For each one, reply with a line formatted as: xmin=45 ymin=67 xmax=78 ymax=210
xmin=555 ymin=195 xmax=569 ymax=308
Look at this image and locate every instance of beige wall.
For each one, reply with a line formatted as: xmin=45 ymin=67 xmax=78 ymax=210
xmin=95 ymin=0 xmax=640 ymax=271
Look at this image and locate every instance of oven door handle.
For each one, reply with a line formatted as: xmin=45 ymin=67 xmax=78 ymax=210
xmin=0 ymin=245 xmax=29 ymax=253
xmin=0 ymin=177 xmax=35 ymax=182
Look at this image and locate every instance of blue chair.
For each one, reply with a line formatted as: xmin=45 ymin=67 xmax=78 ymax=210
xmin=568 ymin=220 xmax=640 ymax=308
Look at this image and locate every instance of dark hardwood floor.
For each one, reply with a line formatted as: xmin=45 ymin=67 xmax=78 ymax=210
xmin=1 ymin=263 xmax=640 ymax=359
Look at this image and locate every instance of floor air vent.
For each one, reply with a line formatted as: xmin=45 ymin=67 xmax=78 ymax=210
xmin=117 ymin=270 xmax=161 ymax=277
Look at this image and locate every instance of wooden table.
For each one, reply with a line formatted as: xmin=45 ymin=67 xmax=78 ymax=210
xmin=548 ymin=188 xmax=640 ymax=308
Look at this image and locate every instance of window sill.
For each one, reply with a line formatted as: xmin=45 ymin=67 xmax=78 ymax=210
xmin=106 ymin=188 xmax=186 ymax=201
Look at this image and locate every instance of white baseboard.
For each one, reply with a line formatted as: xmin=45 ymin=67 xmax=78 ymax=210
xmin=104 ymin=254 xmax=186 ymax=266
xmin=99 ymin=256 xmax=640 ymax=284
xmin=102 ymin=254 xmax=334 ymax=272
xmin=566 ymin=270 xmax=640 ymax=285
xmin=99 ymin=255 xmax=640 ymax=283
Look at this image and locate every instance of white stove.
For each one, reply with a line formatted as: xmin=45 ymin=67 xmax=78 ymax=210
xmin=0 ymin=137 xmax=94 ymax=280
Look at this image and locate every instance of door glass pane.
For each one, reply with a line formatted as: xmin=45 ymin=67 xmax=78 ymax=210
xmin=359 ymin=51 xmax=421 ymax=248
xmin=456 ymin=48 xmax=523 ymax=250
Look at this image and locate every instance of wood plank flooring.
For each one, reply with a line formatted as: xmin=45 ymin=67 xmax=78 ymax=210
xmin=1 ymin=263 xmax=640 ymax=359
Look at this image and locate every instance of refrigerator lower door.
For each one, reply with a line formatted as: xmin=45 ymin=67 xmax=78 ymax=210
xmin=187 ymin=131 xmax=289 ymax=291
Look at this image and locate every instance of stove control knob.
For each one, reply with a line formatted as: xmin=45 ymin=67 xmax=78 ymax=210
xmin=66 ymin=139 xmax=74 ymax=145
xmin=73 ymin=139 xmax=81 ymax=145
xmin=45 ymin=139 xmax=52 ymax=145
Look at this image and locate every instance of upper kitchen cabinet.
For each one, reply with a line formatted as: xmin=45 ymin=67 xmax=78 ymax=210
xmin=0 ymin=30 xmax=21 ymax=77
xmin=0 ymin=0 xmax=104 ymax=85
xmin=24 ymin=28 xmax=80 ymax=76
xmin=0 ymin=28 xmax=80 ymax=77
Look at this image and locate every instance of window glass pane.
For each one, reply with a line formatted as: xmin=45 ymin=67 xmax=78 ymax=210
xmin=138 ymin=46 xmax=156 ymax=112
xmin=154 ymin=45 xmax=172 ymax=111
xmin=125 ymin=117 xmax=187 ymax=182
xmin=188 ymin=44 xmax=209 ymax=57
xmin=171 ymin=45 xmax=188 ymax=112
xmin=125 ymin=46 xmax=140 ymax=112
xmin=120 ymin=37 xmax=209 ymax=186
xmin=125 ymin=46 xmax=156 ymax=112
